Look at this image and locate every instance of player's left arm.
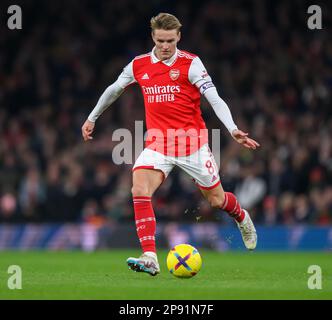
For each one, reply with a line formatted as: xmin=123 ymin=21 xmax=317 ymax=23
xmin=189 ymin=57 xmax=260 ymax=150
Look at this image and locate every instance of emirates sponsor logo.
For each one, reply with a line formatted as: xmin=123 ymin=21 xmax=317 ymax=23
xmin=142 ymin=85 xmax=181 ymax=103
xmin=142 ymin=85 xmax=180 ymax=94
xmin=169 ymin=69 xmax=180 ymax=80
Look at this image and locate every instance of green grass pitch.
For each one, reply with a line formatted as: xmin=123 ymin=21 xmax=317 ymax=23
xmin=0 ymin=250 xmax=331 ymax=300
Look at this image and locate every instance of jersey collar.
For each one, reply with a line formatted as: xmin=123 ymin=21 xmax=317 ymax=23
xmin=151 ymin=47 xmax=178 ymax=66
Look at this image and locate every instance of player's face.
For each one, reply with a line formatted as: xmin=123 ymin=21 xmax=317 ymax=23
xmin=152 ymin=29 xmax=181 ymax=61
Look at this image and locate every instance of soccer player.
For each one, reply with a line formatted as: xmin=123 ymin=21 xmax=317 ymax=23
xmin=82 ymin=13 xmax=260 ymax=276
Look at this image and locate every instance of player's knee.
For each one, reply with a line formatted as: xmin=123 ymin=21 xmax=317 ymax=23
xmin=131 ymin=185 xmax=150 ymax=197
xmin=208 ymin=194 xmax=224 ymax=209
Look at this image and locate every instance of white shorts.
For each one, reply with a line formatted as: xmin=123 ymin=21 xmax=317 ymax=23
xmin=133 ymin=144 xmax=221 ymax=190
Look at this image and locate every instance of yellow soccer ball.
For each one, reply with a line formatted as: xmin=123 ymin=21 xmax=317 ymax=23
xmin=166 ymin=244 xmax=202 ymax=278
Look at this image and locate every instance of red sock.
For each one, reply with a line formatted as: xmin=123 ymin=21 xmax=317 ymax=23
xmin=133 ymin=196 xmax=156 ymax=253
xmin=221 ymin=192 xmax=245 ymax=223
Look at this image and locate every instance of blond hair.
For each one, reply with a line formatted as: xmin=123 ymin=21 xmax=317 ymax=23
xmin=150 ymin=13 xmax=182 ymax=33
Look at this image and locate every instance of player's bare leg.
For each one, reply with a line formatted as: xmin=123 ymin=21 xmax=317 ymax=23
xmin=201 ymin=184 xmax=257 ymax=250
xmin=127 ymin=169 xmax=164 ymax=276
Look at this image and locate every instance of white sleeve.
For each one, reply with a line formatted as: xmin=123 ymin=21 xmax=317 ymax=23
xmin=189 ymin=57 xmax=238 ymax=135
xmin=188 ymin=56 xmax=215 ymax=94
xmin=116 ymin=60 xmax=137 ymax=89
xmin=203 ymin=87 xmax=238 ymax=135
xmin=88 ymin=61 xmax=136 ymax=122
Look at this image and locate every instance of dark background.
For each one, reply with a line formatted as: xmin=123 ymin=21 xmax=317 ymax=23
xmin=0 ymin=0 xmax=331 ymax=225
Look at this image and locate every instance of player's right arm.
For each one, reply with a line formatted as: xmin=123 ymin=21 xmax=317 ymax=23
xmin=82 ymin=61 xmax=136 ymax=141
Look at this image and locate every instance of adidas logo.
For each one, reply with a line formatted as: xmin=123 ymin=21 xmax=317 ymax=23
xmin=141 ymin=73 xmax=149 ymax=80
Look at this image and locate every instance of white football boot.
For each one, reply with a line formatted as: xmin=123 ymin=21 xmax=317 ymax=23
xmin=126 ymin=252 xmax=160 ymax=276
xmin=236 ymin=209 xmax=257 ymax=250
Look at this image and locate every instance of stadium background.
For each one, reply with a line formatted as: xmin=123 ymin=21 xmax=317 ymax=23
xmin=0 ymin=0 xmax=331 ymax=252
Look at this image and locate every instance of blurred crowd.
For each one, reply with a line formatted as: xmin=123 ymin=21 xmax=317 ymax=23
xmin=0 ymin=0 xmax=331 ymax=225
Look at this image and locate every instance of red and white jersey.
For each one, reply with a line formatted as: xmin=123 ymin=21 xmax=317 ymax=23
xmin=118 ymin=48 xmax=214 ymax=156
xmin=88 ymin=48 xmax=238 ymax=157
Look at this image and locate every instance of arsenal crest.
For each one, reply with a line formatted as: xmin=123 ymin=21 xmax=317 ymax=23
xmin=169 ymin=69 xmax=180 ymax=80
